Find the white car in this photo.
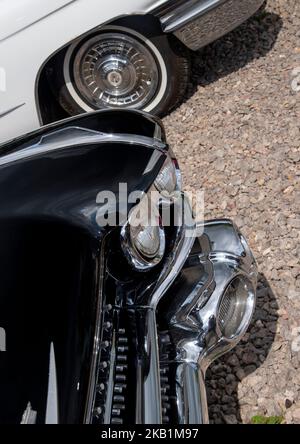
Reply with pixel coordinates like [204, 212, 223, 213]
[0, 0, 264, 143]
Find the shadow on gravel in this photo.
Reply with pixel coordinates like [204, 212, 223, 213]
[206, 273, 279, 424]
[181, 5, 283, 103]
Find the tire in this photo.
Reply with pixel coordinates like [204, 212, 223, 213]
[52, 19, 190, 117]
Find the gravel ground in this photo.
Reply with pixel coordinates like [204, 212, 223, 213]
[163, 0, 300, 424]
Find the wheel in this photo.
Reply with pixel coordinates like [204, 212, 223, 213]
[52, 22, 190, 117]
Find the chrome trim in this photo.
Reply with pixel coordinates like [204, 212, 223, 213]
[0, 126, 166, 167]
[146, 193, 196, 309]
[143, 150, 163, 175]
[20, 403, 37, 425]
[135, 308, 163, 424]
[153, 122, 163, 142]
[133, 193, 196, 423]
[160, 0, 228, 32]
[45, 343, 59, 424]
[160, 219, 257, 423]
[152, 0, 265, 50]
[175, 362, 208, 424]
[0, 327, 5, 352]
[84, 237, 106, 423]
[0, 103, 25, 119]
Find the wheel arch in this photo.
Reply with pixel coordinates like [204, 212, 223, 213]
[36, 14, 163, 125]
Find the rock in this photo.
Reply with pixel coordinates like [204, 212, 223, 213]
[227, 354, 240, 367]
[242, 351, 258, 365]
[285, 399, 293, 409]
[225, 384, 236, 396]
[255, 320, 264, 328]
[236, 368, 246, 381]
[226, 374, 236, 384]
[223, 414, 238, 424]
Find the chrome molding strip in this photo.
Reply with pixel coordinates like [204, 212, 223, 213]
[164, 0, 227, 32]
[20, 403, 37, 425]
[151, 0, 187, 17]
[153, 0, 227, 32]
[134, 194, 196, 424]
[45, 343, 59, 424]
[84, 239, 106, 423]
[149, 195, 196, 309]
[0, 127, 166, 167]
[0, 103, 25, 119]
[142, 150, 163, 175]
[152, 0, 264, 50]
[135, 308, 163, 424]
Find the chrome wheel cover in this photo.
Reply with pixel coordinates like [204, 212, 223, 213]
[72, 32, 160, 110]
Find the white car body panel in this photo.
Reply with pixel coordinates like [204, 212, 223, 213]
[0, 0, 76, 41]
[0, 0, 167, 144]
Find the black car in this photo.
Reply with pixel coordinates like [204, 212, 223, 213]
[0, 110, 257, 424]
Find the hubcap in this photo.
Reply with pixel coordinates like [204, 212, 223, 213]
[106, 71, 123, 88]
[73, 32, 160, 109]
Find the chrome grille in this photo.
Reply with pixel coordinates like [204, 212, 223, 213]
[218, 285, 237, 336]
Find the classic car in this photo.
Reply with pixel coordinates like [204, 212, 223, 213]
[0, 110, 257, 424]
[0, 0, 265, 144]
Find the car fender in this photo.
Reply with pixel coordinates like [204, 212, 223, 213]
[0, 0, 78, 41]
[0, 0, 167, 144]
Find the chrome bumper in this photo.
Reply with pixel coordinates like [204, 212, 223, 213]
[90, 195, 258, 424]
[148, 218, 258, 424]
[153, 0, 265, 50]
